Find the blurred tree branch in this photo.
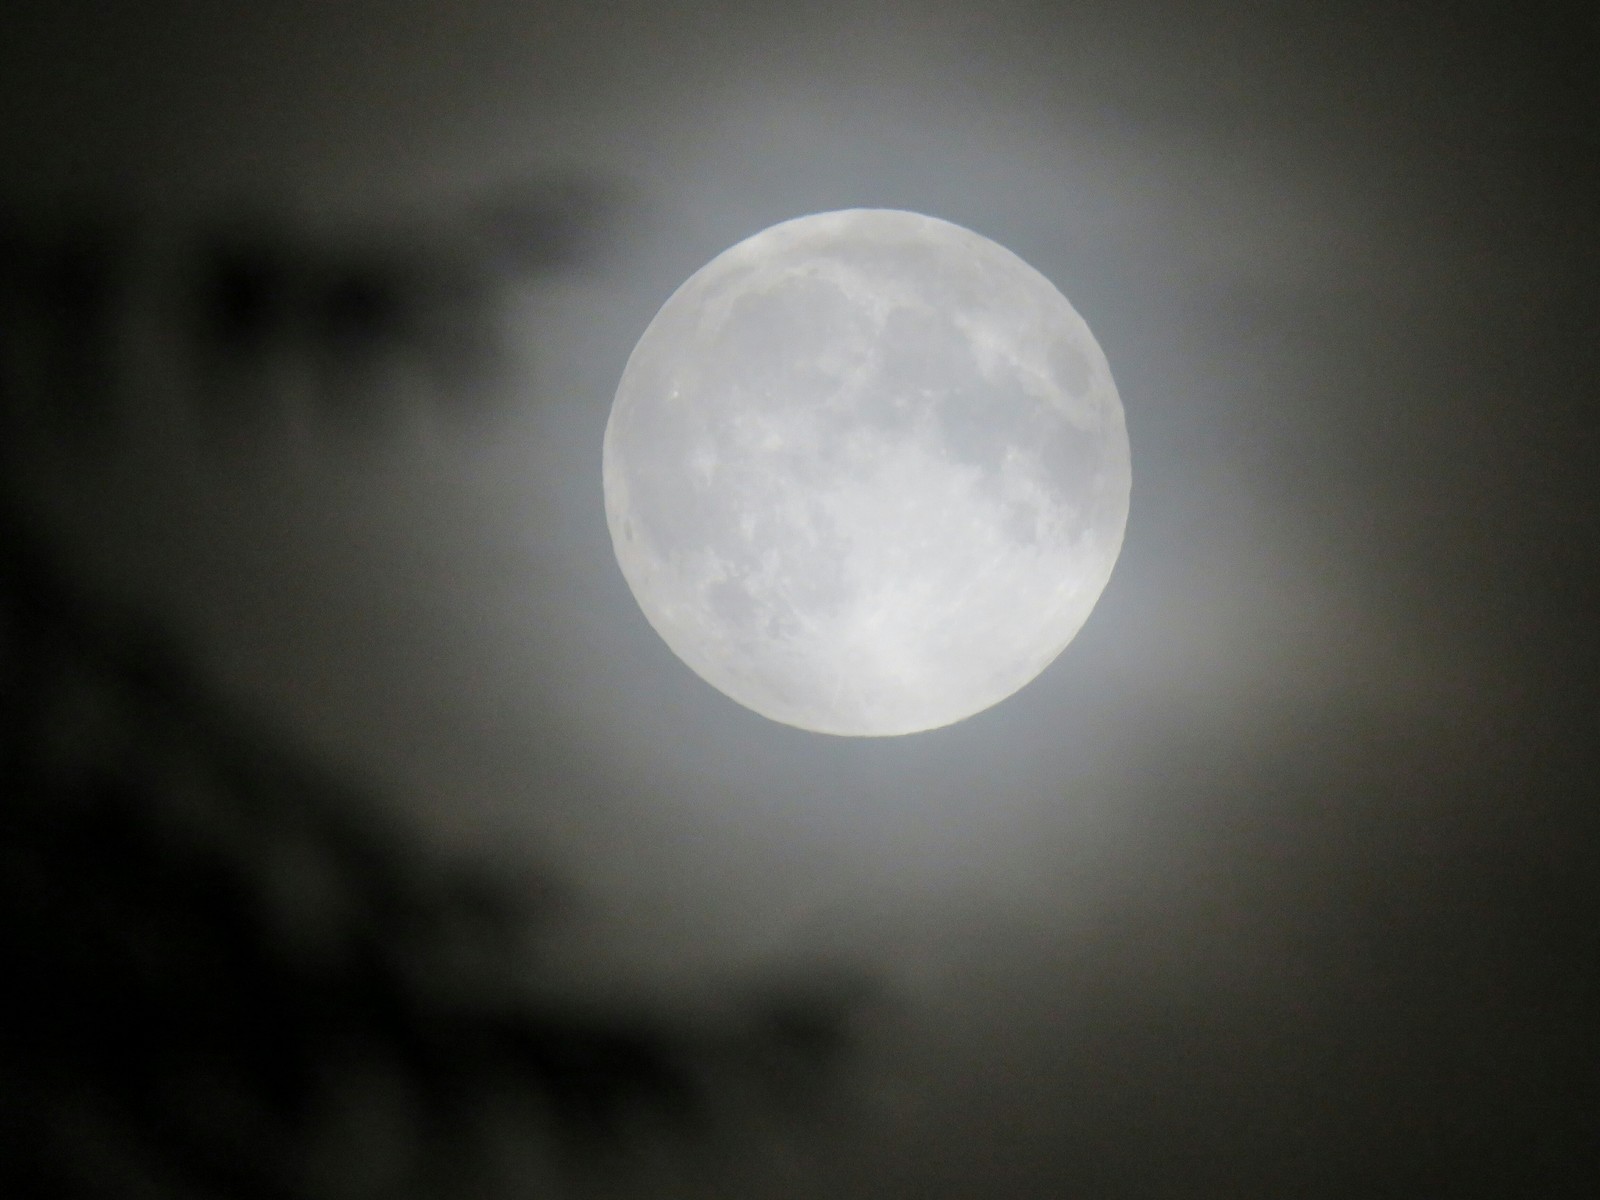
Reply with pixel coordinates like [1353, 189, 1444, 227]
[0, 186, 871, 1199]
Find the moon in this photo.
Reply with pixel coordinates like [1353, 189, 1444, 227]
[603, 209, 1130, 737]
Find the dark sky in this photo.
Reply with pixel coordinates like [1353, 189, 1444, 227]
[5, 1, 1598, 1195]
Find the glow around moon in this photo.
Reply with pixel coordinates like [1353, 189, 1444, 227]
[603, 209, 1130, 736]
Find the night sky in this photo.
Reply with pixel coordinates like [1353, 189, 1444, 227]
[4, 2, 1597, 1195]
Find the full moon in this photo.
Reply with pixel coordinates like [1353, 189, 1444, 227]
[603, 209, 1130, 737]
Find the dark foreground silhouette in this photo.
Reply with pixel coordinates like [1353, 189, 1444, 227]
[0, 196, 872, 1199]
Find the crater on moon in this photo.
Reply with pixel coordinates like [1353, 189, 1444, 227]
[603, 209, 1130, 736]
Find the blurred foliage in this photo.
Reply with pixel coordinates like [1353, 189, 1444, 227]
[0, 188, 870, 1198]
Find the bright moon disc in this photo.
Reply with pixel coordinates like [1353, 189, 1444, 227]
[603, 209, 1130, 736]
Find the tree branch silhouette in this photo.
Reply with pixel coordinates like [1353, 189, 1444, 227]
[1, 190, 872, 1199]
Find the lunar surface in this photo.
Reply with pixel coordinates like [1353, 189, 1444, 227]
[603, 209, 1130, 736]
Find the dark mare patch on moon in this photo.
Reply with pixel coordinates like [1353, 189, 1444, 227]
[701, 272, 873, 410]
